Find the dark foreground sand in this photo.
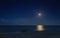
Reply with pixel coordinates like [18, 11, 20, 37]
[1, 31, 60, 38]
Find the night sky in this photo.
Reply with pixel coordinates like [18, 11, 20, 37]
[0, 0, 60, 25]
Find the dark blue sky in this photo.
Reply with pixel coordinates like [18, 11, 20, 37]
[0, 0, 60, 25]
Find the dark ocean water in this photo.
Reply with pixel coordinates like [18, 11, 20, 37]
[0, 25, 60, 38]
[0, 25, 60, 32]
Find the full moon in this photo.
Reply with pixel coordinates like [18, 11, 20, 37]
[38, 13, 42, 16]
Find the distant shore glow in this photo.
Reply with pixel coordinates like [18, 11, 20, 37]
[37, 25, 44, 31]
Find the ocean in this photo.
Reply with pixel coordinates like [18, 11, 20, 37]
[0, 25, 60, 38]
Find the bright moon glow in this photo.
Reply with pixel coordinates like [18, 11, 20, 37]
[37, 25, 44, 31]
[38, 13, 42, 16]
